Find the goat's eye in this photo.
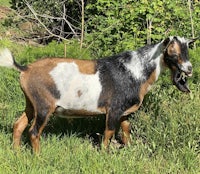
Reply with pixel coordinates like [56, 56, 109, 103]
[173, 54, 179, 60]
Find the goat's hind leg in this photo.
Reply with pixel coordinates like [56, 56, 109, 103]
[29, 103, 55, 154]
[13, 112, 30, 149]
[13, 98, 34, 149]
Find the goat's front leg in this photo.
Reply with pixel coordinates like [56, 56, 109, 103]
[120, 116, 131, 145]
[103, 112, 119, 148]
[103, 129, 115, 148]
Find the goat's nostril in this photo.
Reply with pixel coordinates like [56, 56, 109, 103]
[188, 66, 193, 72]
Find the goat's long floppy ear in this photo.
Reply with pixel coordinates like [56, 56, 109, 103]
[187, 37, 199, 45]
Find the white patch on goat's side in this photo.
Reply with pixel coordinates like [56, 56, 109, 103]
[49, 62, 102, 113]
[124, 51, 144, 80]
[125, 43, 164, 81]
[148, 42, 164, 81]
[154, 55, 163, 81]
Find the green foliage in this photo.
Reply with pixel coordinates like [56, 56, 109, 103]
[8, 0, 200, 57]
[0, 39, 91, 65]
[16, 40, 91, 64]
[189, 47, 200, 84]
[0, 0, 10, 6]
[0, 38, 14, 48]
[85, 0, 200, 57]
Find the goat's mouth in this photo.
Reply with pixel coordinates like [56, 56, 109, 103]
[172, 69, 191, 93]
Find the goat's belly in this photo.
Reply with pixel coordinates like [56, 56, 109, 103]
[55, 84, 101, 111]
[50, 62, 103, 116]
[54, 107, 104, 118]
[54, 92, 104, 117]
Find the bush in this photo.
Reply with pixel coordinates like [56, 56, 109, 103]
[85, 0, 200, 57]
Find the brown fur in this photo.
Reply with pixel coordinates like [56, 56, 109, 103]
[13, 112, 29, 148]
[140, 70, 157, 100]
[103, 129, 115, 148]
[54, 108, 104, 117]
[25, 58, 97, 74]
[120, 116, 131, 145]
[13, 95, 34, 149]
[67, 59, 97, 74]
[167, 42, 183, 64]
[77, 90, 82, 97]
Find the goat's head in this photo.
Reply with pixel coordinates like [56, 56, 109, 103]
[163, 36, 197, 93]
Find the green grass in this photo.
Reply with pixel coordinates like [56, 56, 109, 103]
[0, 42, 200, 174]
[0, 0, 10, 7]
[0, 2, 199, 173]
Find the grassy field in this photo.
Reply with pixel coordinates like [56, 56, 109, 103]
[0, 0, 10, 7]
[0, 1, 199, 172]
[0, 40, 199, 174]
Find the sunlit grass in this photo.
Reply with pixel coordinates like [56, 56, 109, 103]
[0, 0, 10, 7]
[0, 43, 199, 174]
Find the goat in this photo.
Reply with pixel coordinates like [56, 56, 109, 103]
[0, 36, 196, 153]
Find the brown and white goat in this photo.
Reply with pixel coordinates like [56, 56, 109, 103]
[0, 36, 196, 153]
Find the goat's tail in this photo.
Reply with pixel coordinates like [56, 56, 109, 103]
[0, 48, 27, 72]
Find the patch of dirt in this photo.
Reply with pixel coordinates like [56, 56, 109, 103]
[0, 6, 42, 46]
[0, 6, 12, 20]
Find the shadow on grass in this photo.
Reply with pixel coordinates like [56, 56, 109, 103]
[0, 112, 125, 150]
[46, 115, 105, 135]
[45, 115, 126, 149]
[45, 115, 107, 148]
[51, 116, 102, 132]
